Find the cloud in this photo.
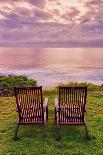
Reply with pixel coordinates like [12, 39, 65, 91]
[0, 21, 103, 45]
[61, 7, 80, 24]
[29, 0, 45, 8]
[80, 3, 103, 24]
[0, 0, 103, 46]
[0, 2, 51, 29]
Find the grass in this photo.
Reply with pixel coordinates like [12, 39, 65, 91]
[0, 90, 103, 155]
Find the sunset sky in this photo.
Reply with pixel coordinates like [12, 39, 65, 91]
[0, 0, 103, 46]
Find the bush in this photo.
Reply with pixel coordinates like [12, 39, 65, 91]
[55, 81, 103, 91]
[0, 75, 37, 96]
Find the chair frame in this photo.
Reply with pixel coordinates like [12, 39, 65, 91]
[55, 86, 89, 140]
[13, 86, 48, 140]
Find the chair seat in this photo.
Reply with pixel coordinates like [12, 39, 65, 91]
[18, 118, 44, 124]
[59, 121, 85, 125]
[20, 108, 43, 118]
[60, 103, 82, 109]
[59, 114, 84, 123]
[59, 104, 83, 120]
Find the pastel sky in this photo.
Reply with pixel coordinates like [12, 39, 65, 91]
[0, 0, 103, 46]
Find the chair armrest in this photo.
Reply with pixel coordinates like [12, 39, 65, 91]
[55, 98, 59, 125]
[43, 98, 48, 124]
[16, 105, 18, 112]
[43, 98, 48, 109]
[16, 100, 21, 112]
[84, 104, 86, 112]
[55, 98, 59, 112]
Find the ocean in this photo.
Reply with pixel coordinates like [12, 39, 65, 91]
[0, 47, 103, 88]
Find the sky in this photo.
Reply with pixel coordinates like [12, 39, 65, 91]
[0, 0, 103, 46]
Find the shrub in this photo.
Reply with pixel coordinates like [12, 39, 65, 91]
[0, 75, 37, 96]
[49, 81, 103, 92]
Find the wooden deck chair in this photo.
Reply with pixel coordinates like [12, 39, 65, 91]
[55, 86, 89, 140]
[13, 86, 48, 140]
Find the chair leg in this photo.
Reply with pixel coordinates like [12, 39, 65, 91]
[84, 124, 90, 140]
[46, 107, 48, 121]
[13, 123, 19, 141]
[56, 125, 61, 141]
[42, 110, 47, 139]
[55, 108, 57, 120]
[42, 123, 47, 139]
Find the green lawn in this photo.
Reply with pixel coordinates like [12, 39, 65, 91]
[0, 91, 103, 155]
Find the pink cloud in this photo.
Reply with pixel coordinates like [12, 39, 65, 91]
[0, 0, 103, 46]
[29, 0, 45, 8]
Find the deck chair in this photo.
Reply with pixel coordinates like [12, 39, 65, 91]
[13, 86, 48, 140]
[55, 86, 89, 140]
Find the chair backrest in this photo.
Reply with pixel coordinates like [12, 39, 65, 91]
[14, 86, 44, 122]
[58, 86, 87, 123]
